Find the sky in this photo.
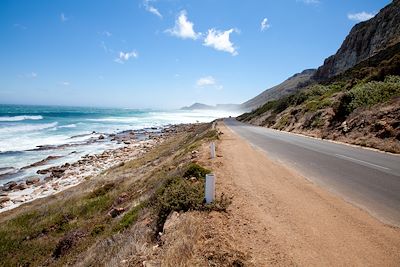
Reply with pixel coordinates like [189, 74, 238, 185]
[0, 0, 392, 109]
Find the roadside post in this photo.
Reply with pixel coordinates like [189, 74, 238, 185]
[206, 139, 216, 203]
[205, 174, 215, 203]
[210, 142, 216, 159]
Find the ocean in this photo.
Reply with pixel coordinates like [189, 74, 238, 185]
[0, 104, 239, 185]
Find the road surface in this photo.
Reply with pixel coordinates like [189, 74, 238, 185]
[224, 118, 400, 226]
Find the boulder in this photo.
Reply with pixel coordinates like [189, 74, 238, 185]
[0, 196, 10, 204]
[15, 183, 28, 190]
[110, 207, 125, 218]
[26, 177, 40, 185]
[3, 181, 17, 191]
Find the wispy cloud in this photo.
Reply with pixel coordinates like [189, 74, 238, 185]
[143, 0, 162, 18]
[203, 28, 238, 56]
[60, 81, 70, 86]
[19, 72, 37, 79]
[165, 10, 200, 40]
[196, 76, 223, 90]
[102, 31, 112, 37]
[13, 23, 27, 30]
[114, 51, 138, 64]
[297, 0, 320, 5]
[260, 18, 270, 31]
[100, 41, 112, 53]
[347, 11, 375, 22]
[60, 13, 68, 22]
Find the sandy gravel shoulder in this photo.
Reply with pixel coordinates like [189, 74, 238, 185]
[199, 121, 400, 266]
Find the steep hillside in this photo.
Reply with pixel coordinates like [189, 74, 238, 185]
[239, 0, 400, 153]
[313, 0, 400, 81]
[241, 69, 315, 111]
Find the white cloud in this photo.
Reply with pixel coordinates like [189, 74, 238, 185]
[102, 31, 112, 37]
[203, 28, 238, 56]
[60, 81, 70, 86]
[297, 0, 320, 4]
[28, 72, 37, 78]
[143, 0, 162, 18]
[347, 11, 375, 22]
[100, 41, 114, 53]
[196, 76, 223, 90]
[114, 51, 138, 64]
[261, 18, 270, 31]
[165, 10, 199, 40]
[60, 13, 68, 22]
[19, 72, 37, 79]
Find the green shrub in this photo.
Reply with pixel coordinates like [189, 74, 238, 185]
[183, 163, 211, 179]
[113, 202, 147, 232]
[88, 182, 115, 198]
[347, 75, 400, 112]
[153, 176, 205, 232]
[91, 224, 106, 236]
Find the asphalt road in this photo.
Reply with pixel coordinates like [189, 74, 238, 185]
[224, 118, 400, 226]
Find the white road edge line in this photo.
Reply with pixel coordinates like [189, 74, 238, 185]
[335, 154, 390, 170]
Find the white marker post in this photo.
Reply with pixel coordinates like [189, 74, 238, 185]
[205, 174, 215, 203]
[210, 142, 216, 159]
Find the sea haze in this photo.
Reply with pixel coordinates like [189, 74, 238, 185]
[0, 104, 240, 184]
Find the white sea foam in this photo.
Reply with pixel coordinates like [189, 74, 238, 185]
[59, 124, 77, 128]
[0, 122, 58, 134]
[87, 117, 139, 123]
[0, 115, 43, 122]
[0, 133, 69, 153]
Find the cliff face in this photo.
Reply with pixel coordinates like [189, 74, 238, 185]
[241, 69, 315, 111]
[313, 0, 400, 81]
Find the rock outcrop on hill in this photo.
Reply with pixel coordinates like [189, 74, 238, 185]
[313, 0, 400, 81]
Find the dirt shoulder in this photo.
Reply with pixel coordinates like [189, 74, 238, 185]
[202, 121, 400, 266]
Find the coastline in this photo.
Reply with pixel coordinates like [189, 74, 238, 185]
[0, 124, 185, 213]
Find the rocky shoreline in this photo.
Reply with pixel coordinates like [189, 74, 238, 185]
[0, 124, 189, 213]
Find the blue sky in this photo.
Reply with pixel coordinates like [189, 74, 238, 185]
[0, 0, 391, 109]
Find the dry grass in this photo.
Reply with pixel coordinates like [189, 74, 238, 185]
[160, 212, 202, 266]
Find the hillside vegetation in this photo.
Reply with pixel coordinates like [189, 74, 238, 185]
[238, 74, 400, 153]
[0, 124, 237, 266]
[239, 0, 400, 154]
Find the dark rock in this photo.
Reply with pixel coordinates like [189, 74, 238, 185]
[98, 135, 105, 140]
[314, 0, 400, 80]
[26, 177, 40, 185]
[15, 183, 27, 190]
[22, 155, 63, 170]
[110, 207, 125, 218]
[3, 181, 17, 191]
[0, 196, 10, 204]
[53, 230, 86, 259]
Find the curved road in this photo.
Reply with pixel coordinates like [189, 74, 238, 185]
[224, 118, 400, 226]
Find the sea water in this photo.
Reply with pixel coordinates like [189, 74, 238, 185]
[0, 104, 239, 185]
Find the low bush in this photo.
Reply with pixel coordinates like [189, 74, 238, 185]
[153, 176, 205, 232]
[113, 202, 148, 232]
[88, 182, 115, 198]
[183, 163, 211, 179]
[347, 75, 400, 112]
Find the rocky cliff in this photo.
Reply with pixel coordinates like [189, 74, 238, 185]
[313, 0, 400, 81]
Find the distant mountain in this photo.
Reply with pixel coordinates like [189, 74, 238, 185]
[241, 69, 315, 111]
[181, 102, 242, 111]
[313, 0, 400, 81]
[181, 103, 214, 110]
